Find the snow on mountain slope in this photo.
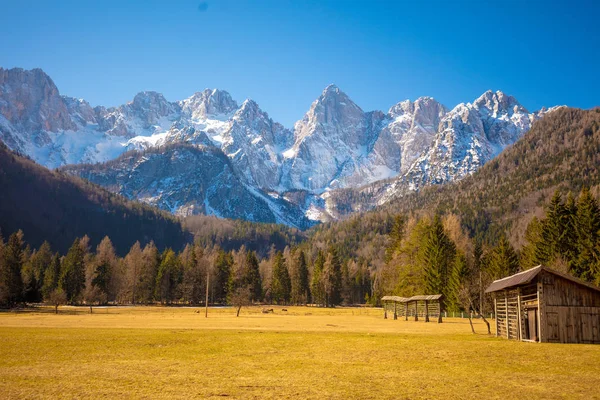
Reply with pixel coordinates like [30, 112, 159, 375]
[0, 67, 560, 226]
[63, 144, 314, 228]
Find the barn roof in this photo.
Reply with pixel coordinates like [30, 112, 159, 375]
[485, 265, 600, 293]
[381, 296, 410, 302]
[381, 294, 442, 302]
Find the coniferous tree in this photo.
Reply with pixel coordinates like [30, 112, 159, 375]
[536, 191, 569, 264]
[311, 250, 326, 306]
[341, 260, 352, 305]
[59, 238, 86, 304]
[155, 249, 181, 304]
[180, 244, 205, 304]
[520, 217, 542, 270]
[420, 216, 456, 301]
[22, 241, 52, 303]
[291, 249, 310, 305]
[214, 249, 233, 304]
[573, 188, 600, 281]
[244, 251, 262, 302]
[448, 252, 469, 312]
[270, 251, 291, 304]
[89, 236, 117, 303]
[42, 253, 61, 300]
[488, 235, 519, 279]
[385, 215, 406, 262]
[0, 231, 25, 306]
[323, 248, 342, 307]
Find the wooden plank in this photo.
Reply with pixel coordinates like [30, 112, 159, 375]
[505, 291, 509, 339]
[537, 282, 543, 342]
[517, 287, 522, 341]
[494, 296, 499, 337]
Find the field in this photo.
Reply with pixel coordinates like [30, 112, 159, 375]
[1, 306, 599, 399]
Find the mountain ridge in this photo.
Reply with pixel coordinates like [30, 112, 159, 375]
[0, 67, 561, 226]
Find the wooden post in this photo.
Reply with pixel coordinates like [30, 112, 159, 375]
[393, 301, 397, 320]
[516, 287, 522, 341]
[414, 301, 418, 321]
[505, 290, 509, 339]
[205, 268, 210, 318]
[384, 301, 388, 319]
[404, 302, 408, 321]
[537, 282, 543, 342]
[425, 300, 430, 322]
[494, 295, 499, 337]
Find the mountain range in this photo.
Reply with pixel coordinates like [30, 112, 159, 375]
[0, 67, 561, 227]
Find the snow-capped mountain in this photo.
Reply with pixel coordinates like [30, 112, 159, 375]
[0, 67, 560, 227]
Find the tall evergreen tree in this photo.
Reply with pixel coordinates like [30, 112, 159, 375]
[536, 191, 570, 264]
[244, 251, 262, 302]
[59, 238, 86, 304]
[488, 235, 519, 279]
[90, 236, 117, 302]
[42, 253, 61, 301]
[291, 249, 310, 305]
[23, 241, 53, 303]
[520, 217, 542, 270]
[341, 260, 352, 305]
[573, 188, 600, 281]
[385, 215, 406, 262]
[180, 244, 205, 304]
[155, 249, 181, 304]
[214, 249, 233, 304]
[420, 216, 456, 301]
[2, 231, 25, 306]
[323, 248, 342, 307]
[270, 252, 291, 304]
[311, 250, 326, 306]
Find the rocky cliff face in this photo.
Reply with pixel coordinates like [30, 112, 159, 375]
[0, 67, 559, 226]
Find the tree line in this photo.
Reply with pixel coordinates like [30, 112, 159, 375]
[0, 232, 371, 310]
[1, 187, 598, 312]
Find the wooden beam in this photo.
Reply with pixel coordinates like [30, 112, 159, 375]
[505, 290, 509, 339]
[494, 295, 499, 337]
[425, 300, 430, 322]
[516, 287, 522, 341]
[405, 302, 408, 321]
[537, 282, 543, 342]
[394, 301, 397, 320]
[414, 301, 418, 321]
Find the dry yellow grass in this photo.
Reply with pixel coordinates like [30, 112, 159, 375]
[0, 306, 599, 399]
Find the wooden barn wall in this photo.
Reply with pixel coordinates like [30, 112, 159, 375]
[540, 271, 600, 344]
[540, 271, 600, 307]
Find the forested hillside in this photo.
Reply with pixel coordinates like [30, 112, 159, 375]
[0, 143, 188, 255]
[384, 107, 600, 243]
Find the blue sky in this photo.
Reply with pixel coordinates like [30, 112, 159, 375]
[1, 0, 598, 127]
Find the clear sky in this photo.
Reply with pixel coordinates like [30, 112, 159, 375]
[1, 0, 598, 127]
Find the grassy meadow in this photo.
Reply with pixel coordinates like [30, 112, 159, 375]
[0, 306, 599, 399]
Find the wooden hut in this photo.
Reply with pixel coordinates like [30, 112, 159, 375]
[382, 294, 443, 322]
[485, 265, 600, 344]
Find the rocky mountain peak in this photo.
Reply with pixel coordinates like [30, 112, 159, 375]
[181, 88, 238, 120]
[473, 90, 527, 115]
[388, 96, 447, 120]
[0, 67, 76, 132]
[130, 91, 176, 118]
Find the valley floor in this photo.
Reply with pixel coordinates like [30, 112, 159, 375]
[0, 306, 598, 399]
